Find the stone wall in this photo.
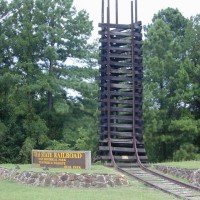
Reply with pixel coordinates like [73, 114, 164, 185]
[154, 165, 200, 187]
[0, 167, 128, 188]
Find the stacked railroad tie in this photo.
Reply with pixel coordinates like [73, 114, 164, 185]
[98, 19, 148, 167]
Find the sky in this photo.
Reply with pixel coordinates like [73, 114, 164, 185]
[73, 0, 200, 39]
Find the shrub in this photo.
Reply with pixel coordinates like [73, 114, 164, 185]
[173, 143, 198, 161]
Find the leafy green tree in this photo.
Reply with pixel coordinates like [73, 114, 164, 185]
[184, 15, 200, 116]
[152, 7, 188, 38]
[173, 143, 198, 161]
[143, 8, 200, 162]
[183, 15, 200, 150]
[0, 0, 98, 163]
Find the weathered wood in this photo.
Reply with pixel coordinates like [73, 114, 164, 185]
[99, 23, 131, 29]
[100, 46, 142, 53]
[100, 131, 132, 137]
[100, 155, 148, 161]
[101, 54, 142, 61]
[100, 114, 142, 121]
[101, 91, 142, 97]
[99, 69, 142, 75]
[109, 54, 131, 59]
[101, 115, 132, 120]
[100, 38, 131, 44]
[100, 138, 133, 143]
[99, 60, 142, 67]
[101, 123, 133, 129]
[110, 69, 132, 74]
[99, 30, 131, 36]
[99, 83, 143, 90]
[98, 21, 142, 28]
[100, 107, 132, 112]
[99, 30, 142, 38]
[100, 99, 133, 104]
[110, 84, 132, 89]
[100, 38, 142, 45]
[99, 146, 146, 153]
[110, 76, 133, 81]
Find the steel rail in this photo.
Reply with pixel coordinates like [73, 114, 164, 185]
[135, 0, 137, 22]
[116, 167, 193, 200]
[106, 0, 116, 168]
[102, 0, 104, 23]
[131, 1, 137, 167]
[116, 165, 200, 199]
[115, 0, 118, 24]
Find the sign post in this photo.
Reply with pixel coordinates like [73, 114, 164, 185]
[32, 150, 91, 170]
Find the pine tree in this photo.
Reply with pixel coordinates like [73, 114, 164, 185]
[0, 0, 97, 163]
[143, 8, 199, 162]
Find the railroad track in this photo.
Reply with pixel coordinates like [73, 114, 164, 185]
[117, 165, 200, 200]
[114, 124, 200, 200]
[98, 1, 200, 199]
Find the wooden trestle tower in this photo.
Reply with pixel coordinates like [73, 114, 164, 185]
[98, 0, 148, 167]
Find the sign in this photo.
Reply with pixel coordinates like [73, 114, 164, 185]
[32, 150, 91, 170]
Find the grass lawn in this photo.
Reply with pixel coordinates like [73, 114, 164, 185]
[0, 163, 118, 175]
[0, 164, 178, 200]
[0, 179, 178, 200]
[155, 160, 200, 169]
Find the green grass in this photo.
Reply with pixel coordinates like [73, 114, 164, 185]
[155, 161, 200, 169]
[0, 179, 178, 200]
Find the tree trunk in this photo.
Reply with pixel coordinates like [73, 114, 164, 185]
[48, 59, 53, 111]
[48, 91, 53, 111]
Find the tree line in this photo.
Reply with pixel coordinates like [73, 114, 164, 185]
[0, 0, 199, 163]
[0, 0, 98, 163]
[143, 8, 200, 162]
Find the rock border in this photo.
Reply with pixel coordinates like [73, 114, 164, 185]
[0, 167, 129, 188]
[154, 165, 200, 187]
